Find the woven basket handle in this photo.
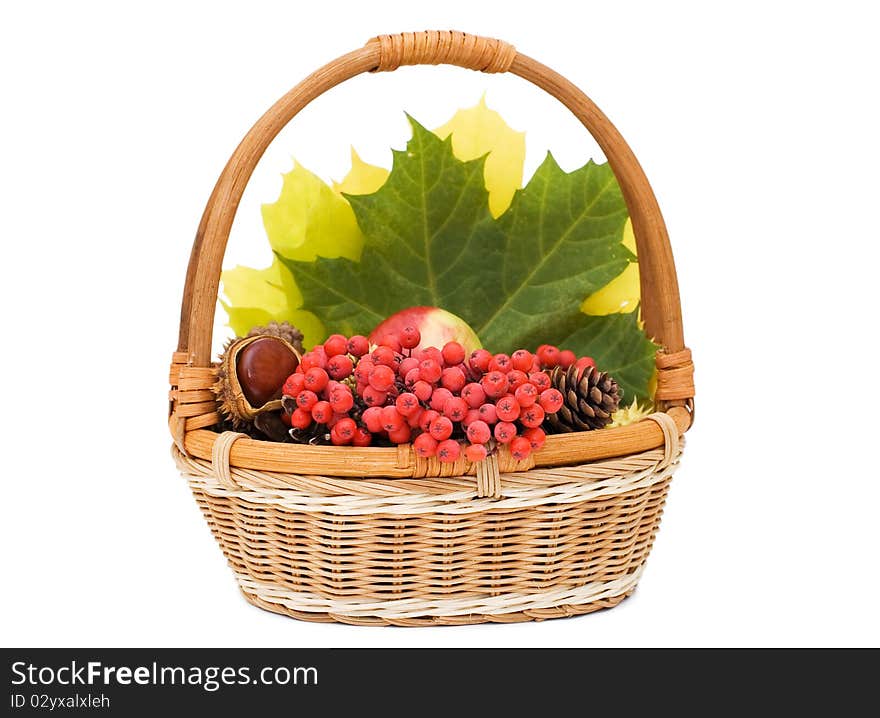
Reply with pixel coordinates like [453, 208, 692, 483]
[178, 30, 686, 369]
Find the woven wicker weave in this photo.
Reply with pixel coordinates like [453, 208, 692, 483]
[168, 30, 695, 625]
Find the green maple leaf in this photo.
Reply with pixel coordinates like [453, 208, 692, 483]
[562, 311, 658, 403]
[477, 153, 634, 349]
[282, 115, 658, 400]
[280, 117, 505, 335]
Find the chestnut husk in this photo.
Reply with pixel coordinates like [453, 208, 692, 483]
[213, 333, 301, 429]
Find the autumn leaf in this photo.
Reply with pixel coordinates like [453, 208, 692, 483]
[221, 160, 367, 343]
[581, 218, 640, 315]
[220, 257, 322, 341]
[332, 148, 389, 196]
[556, 311, 657, 402]
[434, 95, 525, 217]
[279, 118, 505, 336]
[476, 152, 633, 349]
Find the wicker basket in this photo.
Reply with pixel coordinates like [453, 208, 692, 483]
[169, 31, 695, 626]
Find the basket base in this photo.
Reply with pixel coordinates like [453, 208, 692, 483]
[235, 569, 641, 627]
[240, 587, 633, 626]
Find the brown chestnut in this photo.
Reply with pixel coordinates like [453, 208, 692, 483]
[235, 336, 299, 407]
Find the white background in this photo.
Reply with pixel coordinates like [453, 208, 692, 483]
[1, 1, 878, 647]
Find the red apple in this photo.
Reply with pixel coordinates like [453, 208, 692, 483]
[368, 306, 482, 355]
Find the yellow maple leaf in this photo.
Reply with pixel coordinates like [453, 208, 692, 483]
[581, 218, 640, 315]
[220, 257, 325, 343]
[332, 147, 389, 196]
[221, 161, 366, 346]
[434, 95, 525, 218]
[261, 161, 363, 262]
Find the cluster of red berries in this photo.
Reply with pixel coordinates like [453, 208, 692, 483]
[281, 328, 595, 464]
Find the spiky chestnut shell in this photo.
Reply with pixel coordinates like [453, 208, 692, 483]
[214, 334, 301, 428]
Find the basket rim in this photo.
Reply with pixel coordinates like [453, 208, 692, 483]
[174, 406, 689, 479]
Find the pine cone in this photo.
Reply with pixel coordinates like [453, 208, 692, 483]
[247, 321, 304, 355]
[545, 365, 622, 433]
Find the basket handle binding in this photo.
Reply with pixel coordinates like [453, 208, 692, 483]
[177, 30, 693, 415]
